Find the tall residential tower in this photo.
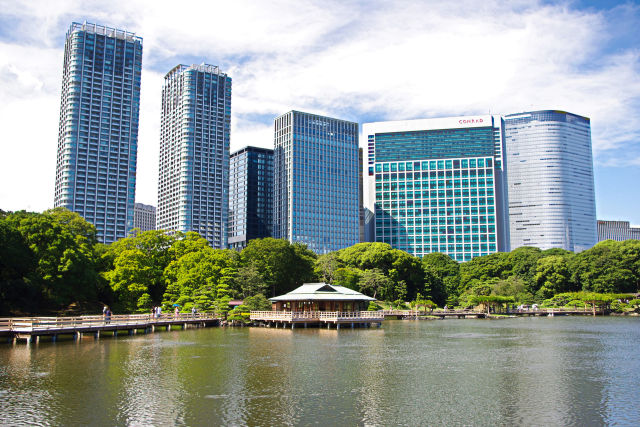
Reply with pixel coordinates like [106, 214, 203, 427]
[228, 146, 274, 250]
[156, 64, 231, 248]
[363, 115, 509, 261]
[504, 110, 596, 252]
[274, 111, 359, 254]
[54, 22, 143, 243]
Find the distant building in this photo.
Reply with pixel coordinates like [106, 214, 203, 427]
[273, 111, 359, 254]
[133, 203, 156, 232]
[228, 146, 274, 250]
[597, 220, 640, 241]
[54, 22, 143, 243]
[156, 64, 231, 248]
[363, 115, 509, 262]
[504, 110, 597, 252]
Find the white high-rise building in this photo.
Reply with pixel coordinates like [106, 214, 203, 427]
[504, 110, 596, 252]
[156, 64, 231, 248]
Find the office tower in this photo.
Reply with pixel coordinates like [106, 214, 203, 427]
[54, 22, 142, 243]
[504, 110, 596, 252]
[228, 146, 274, 250]
[363, 115, 509, 261]
[157, 64, 231, 248]
[133, 202, 156, 231]
[274, 111, 359, 254]
[597, 220, 640, 242]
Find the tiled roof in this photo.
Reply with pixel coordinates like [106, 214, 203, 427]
[270, 283, 375, 301]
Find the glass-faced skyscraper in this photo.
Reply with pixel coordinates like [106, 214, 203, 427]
[157, 64, 231, 248]
[54, 22, 142, 243]
[228, 146, 274, 250]
[274, 111, 359, 254]
[504, 110, 596, 252]
[363, 116, 509, 261]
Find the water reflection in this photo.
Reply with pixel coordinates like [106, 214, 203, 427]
[1, 318, 639, 426]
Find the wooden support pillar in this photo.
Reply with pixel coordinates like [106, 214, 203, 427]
[151, 325, 155, 333]
[183, 323, 187, 330]
[291, 323, 294, 329]
[337, 323, 340, 330]
[75, 331, 82, 340]
[52, 334, 57, 342]
[113, 330, 118, 337]
[327, 322, 331, 329]
[304, 323, 307, 328]
[25, 335, 31, 344]
[351, 323, 354, 329]
[129, 329, 134, 336]
[94, 331, 100, 339]
[34, 335, 40, 344]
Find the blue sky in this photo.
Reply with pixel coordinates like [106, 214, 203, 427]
[0, 0, 638, 223]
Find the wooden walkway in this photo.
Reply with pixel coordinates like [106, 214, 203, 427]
[381, 309, 487, 319]
[381, 308, 605, 319]
[249, 311, 384, 329]
[0, 313, 220, 344]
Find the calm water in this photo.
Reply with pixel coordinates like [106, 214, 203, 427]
[1, 317, 639, 426]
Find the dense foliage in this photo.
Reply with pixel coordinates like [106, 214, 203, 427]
[1, 208, 639, 315]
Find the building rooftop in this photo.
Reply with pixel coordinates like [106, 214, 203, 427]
[270, 283, 375, 302]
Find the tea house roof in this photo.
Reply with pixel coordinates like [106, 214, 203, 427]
[270, 283, 375, 302]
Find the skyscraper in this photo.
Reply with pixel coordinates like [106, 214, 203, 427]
[228, 146, 274, 250]
[54, 22, 143, 243]
[133, 202, 156, 232]
[363, 115, 509, 261]
[274, 111, 359, 254]
[156, 64, 231, 248]
[504, 110, 596, 252]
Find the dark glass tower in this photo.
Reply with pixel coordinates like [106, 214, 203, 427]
[228, 146, 274, 250]
[54, 22, 143, 243]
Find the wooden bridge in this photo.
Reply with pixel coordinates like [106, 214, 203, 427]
[0, 313, 220, 344]
[381, 309, 488, 319]
[250, 311, 384, 329]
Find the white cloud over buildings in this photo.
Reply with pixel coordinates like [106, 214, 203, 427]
[0, 0, 638, 211]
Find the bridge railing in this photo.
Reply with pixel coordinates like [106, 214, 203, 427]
[4, 313, 219, 332]
[250, 311, 385, 321]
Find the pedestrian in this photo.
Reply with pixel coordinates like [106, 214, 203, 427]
[103, 305, 108, 316]
[174, 306, 179, 318]
[191, 306, 197, 318]
[105, 307, 111, 324]
[156, 305, 162, 318]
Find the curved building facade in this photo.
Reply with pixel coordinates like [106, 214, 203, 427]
[504, 110, 596, 252]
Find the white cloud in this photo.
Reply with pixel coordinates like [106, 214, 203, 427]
[0, 0, 639, 213]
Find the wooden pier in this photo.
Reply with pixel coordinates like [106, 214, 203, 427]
[0, 313, 220, 344]
[381, 309, 488, 319]
[249, 311, 384, 329]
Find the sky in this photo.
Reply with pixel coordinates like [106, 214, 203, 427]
[0, 0, 639, 223]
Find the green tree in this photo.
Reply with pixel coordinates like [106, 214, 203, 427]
[358, 268, 392, 299]
[162, 248, 239, 312]
[240, 238, 317, 297]
[234, 262, 268, 298]
[534, 255, 573, 299]
[243, 294, 272, 311]
[105, 229, 178, 310]
[570, 240, 637, 294]
[422, 252, 460, 304]
[333, 267, 363, 290]
[2, 209, 99, 313]
[0, 220, 36, 315]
